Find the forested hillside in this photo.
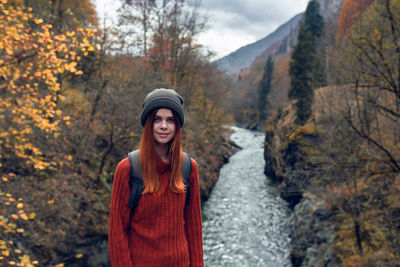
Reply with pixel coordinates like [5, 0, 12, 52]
[0, 0, 234, 265]
[229, 0, 345, 129]
[262, 0, 400, 266]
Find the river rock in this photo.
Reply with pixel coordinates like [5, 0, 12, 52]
[288, 193, 337, 266]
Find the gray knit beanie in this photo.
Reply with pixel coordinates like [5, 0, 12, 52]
[140, 88, 184, 127]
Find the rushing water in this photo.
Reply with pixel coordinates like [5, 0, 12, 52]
[202, 126, 292, 267]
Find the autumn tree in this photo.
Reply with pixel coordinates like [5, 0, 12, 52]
[327, 0, 400, 264]
[0, 0, 95, 265]
[336, 0, 375, 38]
[114, 0, 233, 199]
[20, 0, 98, 33]
[0, 0, 94, 171]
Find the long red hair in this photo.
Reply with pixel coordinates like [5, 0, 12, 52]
[139, 109, 186, 194]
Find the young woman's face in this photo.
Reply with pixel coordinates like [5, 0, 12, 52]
[152, 108, 176, 146]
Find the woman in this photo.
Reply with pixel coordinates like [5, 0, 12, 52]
[108, 88, 204, 267]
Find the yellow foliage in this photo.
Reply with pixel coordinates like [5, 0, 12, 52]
[0, 189, 38, 265]
[33, 18, 42, 24]
[288, 123, 321, 142]
[0, 1, 95, 170]
[299, 146, 321, 156]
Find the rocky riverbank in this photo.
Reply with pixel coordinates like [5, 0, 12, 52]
[263, 103, 339, 267]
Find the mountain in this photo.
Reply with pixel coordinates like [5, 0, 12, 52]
[228, 0, 346, 128]
[214, 0, 345, 76]
[213, 13, 303, 76]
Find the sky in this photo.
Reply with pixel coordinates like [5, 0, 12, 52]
[93, 0, 310, 60]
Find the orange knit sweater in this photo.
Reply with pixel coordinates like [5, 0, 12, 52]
[108, 156, 204, 267]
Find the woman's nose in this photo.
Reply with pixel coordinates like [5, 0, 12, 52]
[160, 120, 167, 128]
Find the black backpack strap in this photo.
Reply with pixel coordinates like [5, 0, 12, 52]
[182, 152, 192, 204]
[128, 150, 143, 211]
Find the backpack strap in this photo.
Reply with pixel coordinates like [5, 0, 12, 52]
[127, 150, 192, 212]
[128, 150, 143, 211]
[182, 152, 192, 204]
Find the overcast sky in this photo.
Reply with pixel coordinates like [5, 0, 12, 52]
[93, 0, 310, 59]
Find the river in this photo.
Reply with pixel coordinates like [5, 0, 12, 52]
[202, 126, 292, 267]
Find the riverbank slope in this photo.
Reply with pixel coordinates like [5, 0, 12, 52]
[263, 99, 337, 266]
[263, 85, 400, 266]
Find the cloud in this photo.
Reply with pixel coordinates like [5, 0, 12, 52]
[194, 0, 309, 58]
[93, 0, 309, 59]
[200, 0, 306, 24]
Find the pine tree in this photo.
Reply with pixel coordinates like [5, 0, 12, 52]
[289, 0, 324, 124]
[258, 56, 274, 127]
[304, 0, 324, 39]
[305, 0, 326, 90]
[289, 25, 314, 100]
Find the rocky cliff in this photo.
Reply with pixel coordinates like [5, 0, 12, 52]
[263, 100, 339, 266]
[317, 0, 345, 23]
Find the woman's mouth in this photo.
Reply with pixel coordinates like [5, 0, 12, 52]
[158, 133, 169, 138]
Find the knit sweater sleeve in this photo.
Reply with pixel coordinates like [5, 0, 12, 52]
[108, 158, 133, 266]
[184, 159, 204, 267]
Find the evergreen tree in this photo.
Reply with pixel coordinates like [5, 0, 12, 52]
[289, 0, 324, 124]
[258, 56, 274, 127]
[289, 25, 314, 100]
[311, 54, 327, 89]
[305, 0, 326, 90]
[304, 0, 324, 39]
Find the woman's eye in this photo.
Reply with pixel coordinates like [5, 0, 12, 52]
[167, 118, 175, 123]
[154, 117, 161, 122]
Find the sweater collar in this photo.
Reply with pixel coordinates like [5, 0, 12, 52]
[156, 155, 171, 174]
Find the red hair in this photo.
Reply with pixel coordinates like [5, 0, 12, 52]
[139, 110, 186, 194]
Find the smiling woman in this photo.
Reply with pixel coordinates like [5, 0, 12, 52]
[108, 88, 204, 267]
